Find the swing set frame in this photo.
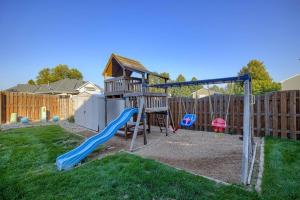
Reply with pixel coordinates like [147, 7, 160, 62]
[148, 74, 253, 185]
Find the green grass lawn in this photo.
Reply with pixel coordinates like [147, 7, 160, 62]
[0, 125, 298, 200]
[262, 137, 300, 200]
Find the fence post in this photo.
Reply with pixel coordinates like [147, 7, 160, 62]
[280, 92, 287, 138]
[272, 93, 278, 137]
[256, 96, 260, 136]
[264, 94, 270, 136]
[290, 91, 297, 139]
[0, 91, 2, 124]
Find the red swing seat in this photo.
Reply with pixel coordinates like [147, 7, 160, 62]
[211, 118, 226, 133]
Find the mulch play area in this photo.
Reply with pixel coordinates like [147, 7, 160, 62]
[85, 126, 261, 184]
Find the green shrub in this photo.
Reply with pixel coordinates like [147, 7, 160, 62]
[67, 115, 75, 123]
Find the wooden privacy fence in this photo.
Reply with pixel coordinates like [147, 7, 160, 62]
[0, 92, 74, 123]
[150, 90, 300, 140]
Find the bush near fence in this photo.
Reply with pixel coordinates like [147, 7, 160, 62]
[0, 91, 74, 123]
[150, 90, 300, 140]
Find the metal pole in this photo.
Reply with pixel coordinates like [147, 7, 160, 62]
[241, 79, 250, 184]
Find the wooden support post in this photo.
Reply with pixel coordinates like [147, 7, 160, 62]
[0, 91, 2, 124]
[165, 96, 169, 136]
[264, 94, 270, 136]
[290, 91, 297, 139]
[164, 78, 167, 94]
[104, 97, 107, 126]
[220, 95, 223, 119]
[272, 93, 278, 137]
[141, 73, 147, 144]
[168, 107, 175, 132]
[204, 97, 208, 131]
[124, 123, 128, 139]
[143, 106, 147, 145]
[174, 97, 178, 126]
[147, 113, 151, 133]
[281, 92, 287, 138]
[236, 97, 241, 134]
[241, 79, 251, 185]
[256, 96, 261, 136]
[213, 95, 217, 118]
[230, 96, 235, 133]
[130, 98, 144, 151]
[225, 95, 229, 134]
[165, 78, 169, 135]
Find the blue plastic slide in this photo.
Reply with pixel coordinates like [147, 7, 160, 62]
[56, 108, 138, 171]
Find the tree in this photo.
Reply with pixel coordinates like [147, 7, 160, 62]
[224, 83, 236, 94]
[189, 77, 202, 94]
[51, 65, 70, 82]
[170, 74, 191, 97]
[210, 85, 225, 93]
[33, 65, 83, 85]
[36, 68, 52, 85]
[237, 60, 281, 94]
[27, 79, 36, 85]
[68, 68, 83, 80]
[148, 72, 170, 93]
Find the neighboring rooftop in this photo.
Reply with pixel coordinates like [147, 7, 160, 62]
[281, 74, 300, 91]
[280, 74, 300, 83]
[6, 84, 40, 93]
[6, 79, 102, 95]
[192, 88, 218, 98]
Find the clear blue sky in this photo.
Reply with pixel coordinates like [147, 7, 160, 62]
[0, 0, 299, 89]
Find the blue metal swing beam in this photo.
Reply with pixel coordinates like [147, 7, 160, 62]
[147, 74, 251, 88]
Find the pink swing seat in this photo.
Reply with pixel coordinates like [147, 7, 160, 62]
[211, 118, 226, 133]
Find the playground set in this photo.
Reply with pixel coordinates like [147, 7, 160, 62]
[56, 54, 254, 185]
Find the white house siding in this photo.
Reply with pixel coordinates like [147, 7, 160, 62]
[78, 82, 102, 94]
[281, 74, 300, 91]
[106, 99, 125, 124]
[73, 93, 105, 131]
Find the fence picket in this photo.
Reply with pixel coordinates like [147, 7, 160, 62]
[147, 91, 300, 140]
[1, 90, 299, 140]
[0, 92, 74, 123]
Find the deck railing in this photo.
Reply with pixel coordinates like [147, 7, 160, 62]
[125, 92, 168, 112]
[104, 77, 145, 95]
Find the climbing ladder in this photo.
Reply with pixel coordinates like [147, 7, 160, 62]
[156, 110, 176, 134]
[156, 115, 166, 133]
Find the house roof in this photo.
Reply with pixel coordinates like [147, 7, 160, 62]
[280, 74, 300, 83]
[102, 54, 150, 77]
[6, 79, 102, 94]
[6, 84, 40, 93]
[35, 79, 86, 94]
